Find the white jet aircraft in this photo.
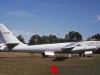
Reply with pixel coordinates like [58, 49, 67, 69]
[0, 23, 100, 57]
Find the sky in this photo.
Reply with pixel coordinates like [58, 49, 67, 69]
[0, 0, 100, 42]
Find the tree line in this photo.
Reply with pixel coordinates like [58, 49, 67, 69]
[17, 31, 100, 45]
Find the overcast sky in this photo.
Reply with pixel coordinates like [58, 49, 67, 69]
[0, 0, 100, 42]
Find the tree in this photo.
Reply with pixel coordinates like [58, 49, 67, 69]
[75, 32, 82, 41]
[48, 34, 58, 43]
[87, 33, 100, 41]
[28, 34, 42, 45]
[17, 35, 25, 43]
[58, 38, 65, 43]
[41, 36, 49, 44]
[65, 31, 82, 42]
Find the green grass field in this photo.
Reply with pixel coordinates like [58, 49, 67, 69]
[0, 54, 100, 75]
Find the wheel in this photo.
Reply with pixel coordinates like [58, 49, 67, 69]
[41, 53, 49, 58]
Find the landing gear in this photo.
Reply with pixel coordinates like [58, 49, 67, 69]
[41, 53, 49, 58]
[83, 53, 85, 57]
[79, 52, 85, 57]
[79, 52, 82, 57]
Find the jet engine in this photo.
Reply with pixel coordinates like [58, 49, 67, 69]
[0, 44, 7, 50]
[85, 51, 93, 54]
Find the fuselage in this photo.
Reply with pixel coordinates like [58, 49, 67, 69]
[12, 42, 71, 53]
[11, 41, 100, 53]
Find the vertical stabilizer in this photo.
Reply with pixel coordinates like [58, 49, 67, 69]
[0, 23, 21, 44]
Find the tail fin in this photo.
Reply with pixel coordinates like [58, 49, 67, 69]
[0, 23, 21, 44]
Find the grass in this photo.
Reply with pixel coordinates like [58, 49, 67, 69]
[0, 54, 100, 75]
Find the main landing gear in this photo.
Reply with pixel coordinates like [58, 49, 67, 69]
[79, 52, 85, 57]
[41, 53, 49, 58]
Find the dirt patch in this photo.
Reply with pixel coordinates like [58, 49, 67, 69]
[0, 52, 32, 57]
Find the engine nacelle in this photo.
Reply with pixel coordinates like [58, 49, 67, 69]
[0, 44, 7, 50]
[85, 51, 93, 54]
